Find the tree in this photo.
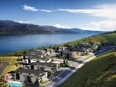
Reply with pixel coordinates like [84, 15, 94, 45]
[0, 76, 6, 87]
[41, 46, 46, 50]
[49, 45, 53, 49]
[53, 45, 57, 50]
[63, 57, 69, 66]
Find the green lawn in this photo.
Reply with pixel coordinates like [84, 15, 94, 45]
[40, 80, 51, 86]
[74, 57, 82, 60]
[23, 80, 51, 87]
[59, 50, 116, 87]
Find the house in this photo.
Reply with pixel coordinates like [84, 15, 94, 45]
[22, 62, 60, 76]
[44, 48, 54, 53]
[26, 49, 55, 57]
[77, 43, 99, 53]
[63, 51, 82, 59]
[31, 62, 59, 74]
[91, 44, 99, 51]
[101, 42, 112, 46]
[22, 56, 37, 63]
[14, 68, 48, 83]
[22, 56, 50, 63]
[67, 45, 74, 51]
[27, 49, 43, 56]
[55, 46, 67, 52]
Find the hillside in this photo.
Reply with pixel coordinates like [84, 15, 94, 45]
[0, 20, 102, 35]
[63, 32, 116, 45]
[59, 50, 116, 87]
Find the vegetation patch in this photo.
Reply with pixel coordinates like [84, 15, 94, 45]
[0, 56, 18, 63]
[22, 80, 50, 87]
[40, 80, 51, 86]
[62, 32, 116, 46]
[74, 57, 82, 60]
[23, 84, 37, 87]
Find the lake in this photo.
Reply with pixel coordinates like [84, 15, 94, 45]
[0, 33, 98, 54]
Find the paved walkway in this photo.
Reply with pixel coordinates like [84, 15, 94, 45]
[0, 62, 9, 77]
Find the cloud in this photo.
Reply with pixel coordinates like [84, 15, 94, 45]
[39, 9, 52, 12]
[23, 5, 52, 12]
[15, 20, 34, 24]
[57, 4, 116, 19]
[23, 5, 38, 11]
[53, 24, 71, 29]
[82, 20, 116, 31]
[57, 4, 116, 31]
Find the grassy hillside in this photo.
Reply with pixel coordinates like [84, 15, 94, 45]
[0, 56, 21, 77]
[63, 32, 116, 45]
[59, 50, 116, 87]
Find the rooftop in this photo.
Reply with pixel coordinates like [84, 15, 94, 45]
[16, 68, 45, 75]
[21, 62, 57, 67]
[31, 62, 57, 67]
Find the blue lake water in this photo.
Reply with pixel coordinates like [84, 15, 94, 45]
[0, 33, 98, 54]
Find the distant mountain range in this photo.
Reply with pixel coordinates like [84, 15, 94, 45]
[0, 20, 103, 35]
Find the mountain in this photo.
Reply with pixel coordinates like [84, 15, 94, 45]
[0, 20, 102, 35]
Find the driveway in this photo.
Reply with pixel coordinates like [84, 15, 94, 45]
[44, 69, 71, 87]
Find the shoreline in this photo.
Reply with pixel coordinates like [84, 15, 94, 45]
[0, 32, 116, 56]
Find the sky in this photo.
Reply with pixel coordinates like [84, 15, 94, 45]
[0, 0, 116, 31]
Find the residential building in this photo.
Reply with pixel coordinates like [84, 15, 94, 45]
[14, 68, 48, 83]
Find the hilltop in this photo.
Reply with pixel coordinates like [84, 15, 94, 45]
[0, 20, 102, 35]
[59, 50, 116, 87]
[63, 31, 116, 45]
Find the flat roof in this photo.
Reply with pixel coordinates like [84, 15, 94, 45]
[16, 68, 45, 75]
[30, 62, 57, 66]
[20, 62, 57, 67]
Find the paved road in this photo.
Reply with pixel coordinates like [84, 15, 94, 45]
[44, 46, 116, 87]
[44, 70, 71, 87]
[44, 57, 90, 87]
[0, 62, 9, 77]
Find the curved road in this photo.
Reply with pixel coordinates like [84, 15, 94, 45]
[0, 62, 9, 77]
[44, 46, 116, 87]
